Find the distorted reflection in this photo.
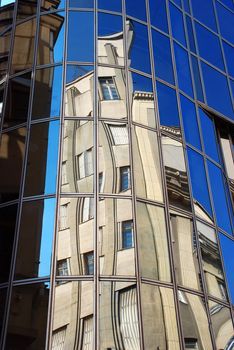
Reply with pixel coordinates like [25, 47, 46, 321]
[0, 127, 26, 203]
[98, 12, 122, 38]
[171, 212, 201, 290]
[141, 284, 179, 349]
[98, 0, 122, 12]
[61, 120, 93, 193]
[0, 29, 12, 80]
[219, 126, 234, 182]
[16, 0, 37, 21]
[197, 221, 228, 301]
[6, 283, 50, 349]
[40, 0, 65, 11]
[52, 281, 93, 349]
[209, 300, 234, 349]
[0, 204, 18, 283]
[65, 65, 94, 117]
[136, 202, 171, 282]
[3, 72, 31, 128]
[14, 198, 56, 280]
[24, 121, 59, 197]
[32, 66, 62, 119]
[100, 282, 140, 350]
[99, 198, 135, 276]
[157, 82, 180, 130]
[0, 81, 4, 121]
[132, 127, 163, 201]
[162, 136, 191, 211]
[219, 233, 234, 304]
[99, 121, 131, 194]
[56, 197, 94, 276]
[37, 12, 65, 66]
[0, 1, 14, 32]
[0, 288, 7, 335]
[179, 292, 213, 350]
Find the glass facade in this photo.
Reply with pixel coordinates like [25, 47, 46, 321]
[0, 0, 233, 349]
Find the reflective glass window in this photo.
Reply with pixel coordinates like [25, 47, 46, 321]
[120, 166, 131, 191]
[157, 82, 180, 128]
[202, 62, 234, 120]
[152, 29, 174, 85]
[98, 12, 122, 37]
[69, 0, 93, 7]
[223, 41, 234, 77]
[125, 0, 146, 21]
[24, 121, 60, 197]
[190, 0, 217, 31]
[207, 160, 232, 234]
[185, 15, 196, 53]
[0, 288, 7, 335]
[98, 0, 121, 12]
[174, 43, 193, 97]
[183, 0, 191, 13]
[37, 12, 65, 66]
[216, 2, 234, 44]
[41, 0, 65, 11]
[191, 55, 204, 102]
[32, 65, 62, 120]
[169, 3, 186, 46]
[187, 148, 213, 219]
[67, 11, 94, 62]
[0, 81, 4, 121]
[128, 21, 151, 74]
[0, 30, 11, 80]
[122, 220, 133, 249]
[219, 233, 234, 304]
[149, 0, 168, 33]
[219, 0, 234, 9]
[219, 127, 234, 181]
[195, 23, 224, 71]
[84, 252, 94, 274]
[180, 95, 201, 150]
[16, 0, 39, 18]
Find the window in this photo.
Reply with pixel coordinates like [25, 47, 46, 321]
[57, 259, 69, 276]
[82, 198, 94, 222]
[122, 220, 134, 249]
[62, 161, 68, 185]
[52, 327, 66, 350]
[110, 125, 129, 145]
[184, 338, 198, 349]
[77, 148, 93, 179]
[60, 204, 68, 230]
[84, 252, 94, 275]
[99, 77, 119, 100]
[82, 316, 93, 350]
[99, 172, 104, 192]
[120, 166, 131, 191]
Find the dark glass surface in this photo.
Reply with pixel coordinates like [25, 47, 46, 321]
[24, 121, 60, 197]
[190, 0, 217, 31]
[174, 43, 193, 97]
[98, 0, 122, 12]
[157, 82, 180, 128]
[67, 11, 94, 62]
[223, 41, 234, 77]
[69, 0, 93, 7]
[98, 12, 122, 37]
[0, 81, 4, 121]
[191, 55, 204, 102]
[0, 288, 7, 334]
[207, 160, 232, 235]
[32, 66, 62, 120]
[216, 2, 234, 44]
[37, 12, 65, 66]
[202, 62, 234, 120]
[152, 29, 174, 85]
[185, 15, 196, 54]
[16, 0, 37, 20]
[149, 0, 168, 33]
[169, 2, 186, 46]
[0, 128, 26, 203]
[128, 21, 151, 74]
[219, 233, 234, 304]
[14, 198, 56, 280]
[183, 0, 191, 13]
[219, 0, 234, 9]
[0, 204, 18, 283]
[180, 95, 201, 150]
[199, 109, 220, 163]
[3, 72, 31, 128]
[187, 147, 213, 219]
[0, 29, 11, 81]
[125, 0, 146, 21]
[195, 23, 224, 70]
[6, 283, 50, 349]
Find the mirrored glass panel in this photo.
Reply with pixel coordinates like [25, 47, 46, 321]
[14, 198, 56, 280]
[16, 0, 37, 21]
[24, 121, 60, 197]
[190, 0, 217, 31]
[0, 81, 4, 122]
[62, 120, 93, 193]
[98, 67, 126, 119]
[136, 202, 171, 282]
[52, 281, 93, 349]
[219, 233, 234, 304]
[41, 0, 65, 11]
[149, 0, 168, 33]
[0, 2, 14, 33]
[125, 0, 146, 21]
[191, 55, 204, 102]
[162, 136, 191, 211]
[171, 212, 200, 290]
[0, 204, 18, 283]
[3, 72, 31, 128]
[0, 29, 11, 80]
[179, 292, 213, 350]
[6, 282, 50, 349]
[185, 15, 196, 53]
[98, 0, 122, 12]
[98, 14, 123, 54]
[197, 221, 228, 301]
[132, 126, 163, 202]
[174, 43, 193, 97]
[0, 127, 26, 203]
[99, 121, 131, 194]
[32, 66, 62, 120]
[141, 284, 179, 349]
[157, 82, 180, 131]
[223, 41, 234, 78]
[100, 282, 140, 349]
[37, 12, 65, 66]
[219, 127, 234, 181]
[0, 288, 7, 335]
[69, 0, 93, 8]
[216, 2, 234, 44]
[65, 65, 94, 117]
[169, 3, 186, 46]
[99, 198, 135, 276]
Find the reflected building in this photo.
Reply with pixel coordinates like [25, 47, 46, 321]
[0, 0, 234, 350]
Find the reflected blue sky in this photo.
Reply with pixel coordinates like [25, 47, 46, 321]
[219, 233, 234, 304]
[45, 120, 60, 194]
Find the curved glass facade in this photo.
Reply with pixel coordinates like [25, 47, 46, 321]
[0, 0, 234, 349]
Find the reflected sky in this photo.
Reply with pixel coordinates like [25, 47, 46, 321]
[219, 233, 234, 304]
[45, 121, 60, 194]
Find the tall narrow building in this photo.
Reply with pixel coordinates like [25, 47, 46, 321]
[0, 0, 234, 349]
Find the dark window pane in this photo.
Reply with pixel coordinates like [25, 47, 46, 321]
[120, 166, 131, 191]
[14, 198, 56, 280]
[186, 15, 196, 53]
[0, 128, 26, 203]
[0, 288, 7, 335]
[180, 95, 201, 150]
[174, 43, 193, 97]
[191, 0, 217, 31]
[24, 121, 60, 197]
[67, 11, 94, 62]
[0, 30, 11, 81]
[98, 0, 122, 12]
[32, 66, 62, 120]
[199, 109, 219, 163]
[84, 252, 94, 274]
[219, 0, 234, 9]
[169, 3, 186, 46]
[187, 148, 213, 219]
[125, 0, 146, 21]
[122, 220, 133, 249]
[157, 82, 180, 128]
[216, 2, 234, 44]
[69, 0, 93, 7]
[219, 233, 234, 304]
[191, 55, 204, 102]
[152, 29, 174, 84]
[149, 0, 168, 33]
[223, 41, 234, 77]
[183, 0, 191, 14]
